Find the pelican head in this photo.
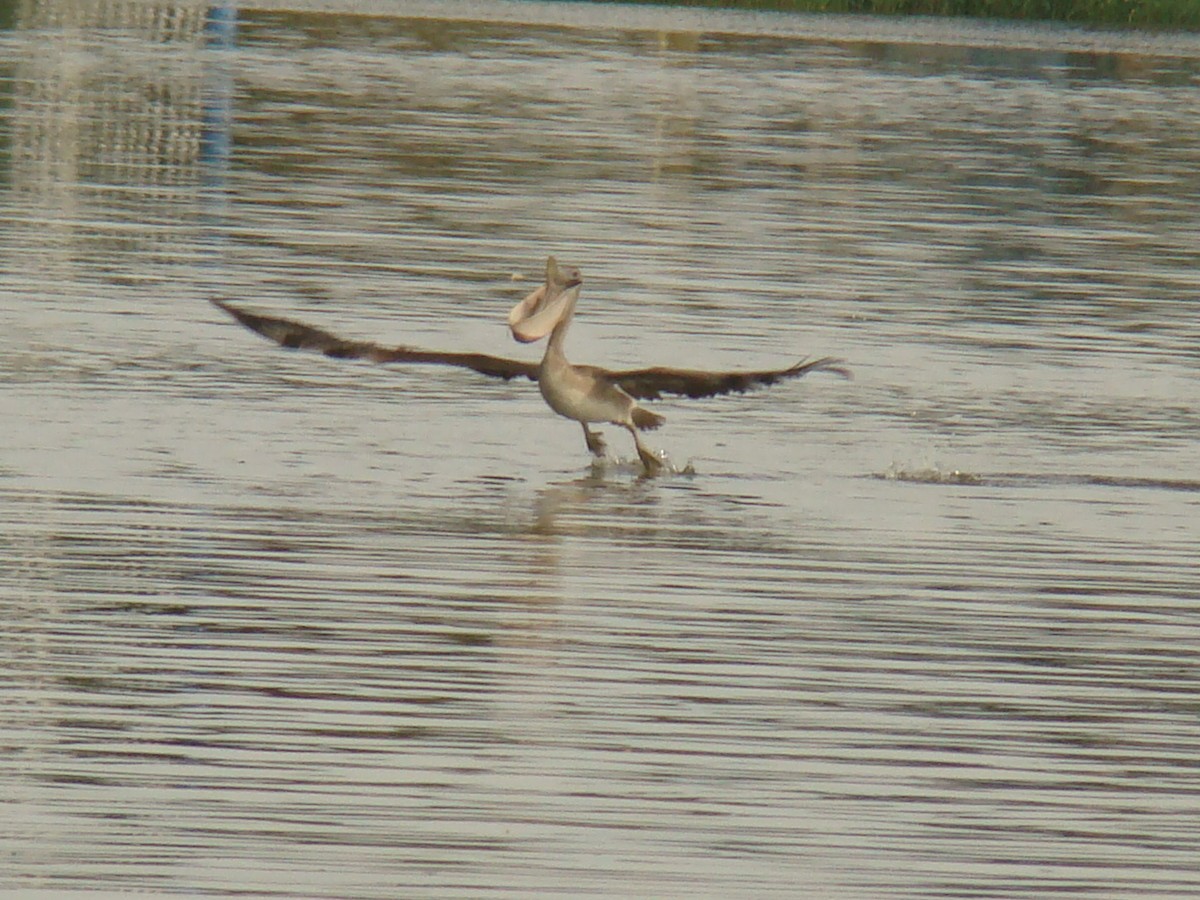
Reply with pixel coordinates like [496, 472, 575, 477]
[508, 256, 583, 343]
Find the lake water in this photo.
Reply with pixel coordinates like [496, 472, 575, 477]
[2, 1, 1199, 897]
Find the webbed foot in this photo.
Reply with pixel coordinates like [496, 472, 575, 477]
[582, 424, 608, 458]
[636, 444, 664, 475]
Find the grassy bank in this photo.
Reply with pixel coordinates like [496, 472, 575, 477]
[602, 0, 1199, 30]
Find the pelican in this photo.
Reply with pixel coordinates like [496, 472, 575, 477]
[212, 257, 849, 473]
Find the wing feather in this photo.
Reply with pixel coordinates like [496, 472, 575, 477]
[605, 357, 851, 401]
[211, 299, 540, 382]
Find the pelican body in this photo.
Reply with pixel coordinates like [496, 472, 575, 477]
[507, 259, 665, 470]
[212, 256, 848, 473]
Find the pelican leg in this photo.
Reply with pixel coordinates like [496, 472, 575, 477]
[625, 425, 663, 474]
[581, 423, 608, 458]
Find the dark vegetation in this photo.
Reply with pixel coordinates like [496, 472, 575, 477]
[605, 0, 1199, 30]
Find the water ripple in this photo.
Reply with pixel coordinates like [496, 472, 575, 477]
[3, 3, 1200, 898]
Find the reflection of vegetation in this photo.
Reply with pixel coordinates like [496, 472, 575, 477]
[603, 0, 1198, 30]
[0, 62, 10, 186]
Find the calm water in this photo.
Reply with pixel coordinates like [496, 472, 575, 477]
[2, 2, 1199, 897]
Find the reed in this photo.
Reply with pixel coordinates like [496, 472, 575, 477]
[605, 0, 1199, 30]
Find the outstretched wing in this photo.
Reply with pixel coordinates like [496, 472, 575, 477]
[211, 299, 540, 382]
[605, 357, 851, 401]
[212, 299, 849, 398]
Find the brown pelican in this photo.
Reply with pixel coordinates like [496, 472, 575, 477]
[212, 257, 848, 473]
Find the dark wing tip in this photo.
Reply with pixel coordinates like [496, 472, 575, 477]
[788, 356, 853, 381]
[211, 297, 372, 355]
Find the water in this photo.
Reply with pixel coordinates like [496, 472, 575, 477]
[2, 2, 1199, 897]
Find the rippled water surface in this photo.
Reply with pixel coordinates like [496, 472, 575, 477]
[3, 2, 1199, 897]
